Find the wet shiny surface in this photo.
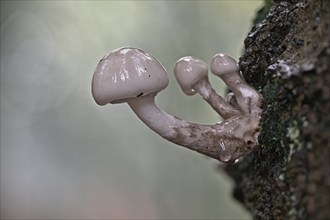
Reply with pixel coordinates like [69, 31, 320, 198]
[210, 53, 239, 76]
[174, 56, 208, 95]
[92, 47, 169, 105]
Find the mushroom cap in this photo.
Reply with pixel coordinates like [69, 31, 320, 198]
[210, 53, 239, 76]
[174, 56, 208, 95]
[92, 47, 169, 105]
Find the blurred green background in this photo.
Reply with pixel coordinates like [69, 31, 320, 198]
[1, 1, 262, 219]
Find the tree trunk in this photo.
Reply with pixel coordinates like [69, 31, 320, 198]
[224, 0, 330, 219]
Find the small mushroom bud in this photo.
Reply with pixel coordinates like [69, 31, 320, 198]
[210, 53, 262, 115]
[226, 92, 240, 110]
[92, 47, 260, 162]
[174, 56, 241, 119]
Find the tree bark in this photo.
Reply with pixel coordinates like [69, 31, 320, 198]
[224, 0, 330, 219]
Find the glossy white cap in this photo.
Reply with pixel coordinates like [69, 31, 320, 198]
[92, 47, 169, 105]
[210, 53, 239, 76]
[174, 56, 208, 95]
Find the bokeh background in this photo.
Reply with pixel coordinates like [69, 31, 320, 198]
[1, 1, 262, 219]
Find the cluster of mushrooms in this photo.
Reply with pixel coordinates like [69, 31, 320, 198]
[92, 47, 263, 163]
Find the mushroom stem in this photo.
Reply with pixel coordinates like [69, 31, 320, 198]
[222, 74, 262, 115]
[192, 78, 241, 119]
[127, 93, 260, 162]
[127, 93, 189, 139]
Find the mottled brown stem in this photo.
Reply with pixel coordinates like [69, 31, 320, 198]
[127, 94, 260, 162]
